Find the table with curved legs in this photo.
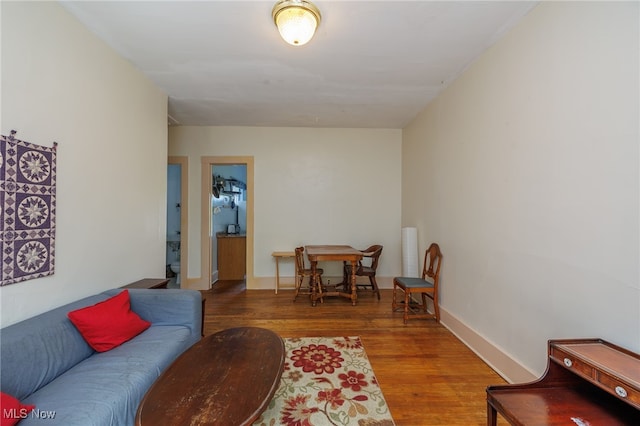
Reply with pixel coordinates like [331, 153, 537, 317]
[305, 245, 363, 306]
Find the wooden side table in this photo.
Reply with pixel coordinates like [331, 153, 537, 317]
[271, 251, 295, 294]
[122, 278, 170, 289]
[486, 338, 640, 425]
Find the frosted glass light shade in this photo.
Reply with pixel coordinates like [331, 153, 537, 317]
[272, 0, 321, 46]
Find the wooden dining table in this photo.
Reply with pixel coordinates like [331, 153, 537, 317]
[305, 245, 363, 306]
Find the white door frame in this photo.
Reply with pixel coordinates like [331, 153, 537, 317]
[200, 156, 254, 288]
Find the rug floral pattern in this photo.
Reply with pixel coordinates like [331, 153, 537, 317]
[253, 336, 395, 426]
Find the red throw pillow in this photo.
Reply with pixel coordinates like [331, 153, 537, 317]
[0, 392, 35, 426]
[68, 289, 150, 352]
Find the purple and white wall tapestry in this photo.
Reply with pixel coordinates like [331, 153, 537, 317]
[1, 130, 57, 286]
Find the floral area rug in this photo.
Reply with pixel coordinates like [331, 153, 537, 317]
[253, 336, 395, 426]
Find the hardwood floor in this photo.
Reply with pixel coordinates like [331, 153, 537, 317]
[202, 280, 508, 426]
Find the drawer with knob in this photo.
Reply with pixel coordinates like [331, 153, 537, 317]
[550, 346, 595, 379]
[550, 339, 640, 411]
[598, 371, 640, 409]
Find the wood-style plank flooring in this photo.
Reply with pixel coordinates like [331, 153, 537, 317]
[202, 281, 509, 426]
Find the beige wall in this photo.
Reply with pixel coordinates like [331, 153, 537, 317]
[0, 2, 168, 326]
[168, 126, 402, 290]
[403, 1, 639, 380]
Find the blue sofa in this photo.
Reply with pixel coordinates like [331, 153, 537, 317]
[1, 288, 202, 426]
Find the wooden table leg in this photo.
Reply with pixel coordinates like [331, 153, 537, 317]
[311, 260, 318, 307]
[201, 297, 206, 336]
[487, 401, 497, 426]
[315, 266, 323, 304]
[349, 260, 357, 306]
[274, 257, 280, 294]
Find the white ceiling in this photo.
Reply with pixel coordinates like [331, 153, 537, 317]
[60, 1, 537, 129]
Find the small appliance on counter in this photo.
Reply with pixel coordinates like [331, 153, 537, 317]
[227, 224, 240, 234]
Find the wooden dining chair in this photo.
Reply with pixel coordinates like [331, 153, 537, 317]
[293, 246, 323, 302]
[392, 243, 443, 323]
[342, 245, 383, 300]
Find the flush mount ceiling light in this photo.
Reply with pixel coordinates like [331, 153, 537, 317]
[272, 0, 321, 46]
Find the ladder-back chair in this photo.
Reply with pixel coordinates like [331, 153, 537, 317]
[293, 246, 323, 302]
[392, 243, 443, 323]
[342, 245, 383, 300]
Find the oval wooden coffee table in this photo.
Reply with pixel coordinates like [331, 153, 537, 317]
[135, 327, 285, 426]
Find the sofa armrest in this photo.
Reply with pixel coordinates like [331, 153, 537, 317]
[102, 288, 202, 339]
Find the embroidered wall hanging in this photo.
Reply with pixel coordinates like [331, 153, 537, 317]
[0, 130, 57, 286]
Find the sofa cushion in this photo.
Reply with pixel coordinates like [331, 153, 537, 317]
[20, 325, 193, 426]
[0, 294, 109, 401]
[104, 288, 202, 339]
[67, 290, 150, 352]
[1, 392, 35, 426]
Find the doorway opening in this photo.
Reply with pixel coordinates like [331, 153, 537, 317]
[200, 156, 254, 289]
[211, 164, 247, 283]
[167, 156, 188, 288]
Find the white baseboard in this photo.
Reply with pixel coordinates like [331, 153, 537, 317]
[182, 277, 209, 290]
[252, 275, 396, 290]
[440, 308, 537, 384]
